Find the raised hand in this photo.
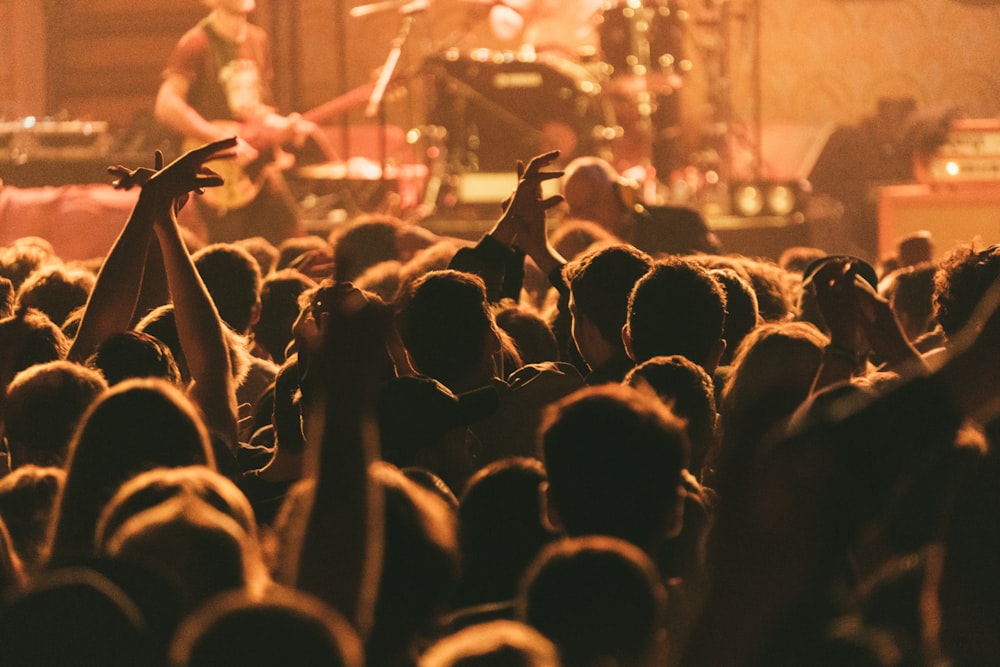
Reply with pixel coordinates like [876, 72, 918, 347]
[506, 151, 565, 275]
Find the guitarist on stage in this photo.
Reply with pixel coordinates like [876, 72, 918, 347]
[155, 0, 308, 245]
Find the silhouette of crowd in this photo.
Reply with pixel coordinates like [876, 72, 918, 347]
[0, 139, 998, 667]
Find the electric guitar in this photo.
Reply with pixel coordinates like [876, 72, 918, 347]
[184, 83, 376, 212]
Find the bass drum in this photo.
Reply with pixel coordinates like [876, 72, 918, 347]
[424, 50, 616, 172]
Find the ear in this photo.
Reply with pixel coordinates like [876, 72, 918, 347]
[622, 323, 636, 362]
[664, 484, 686, 539]
[249, 297, 262, 328]
[541, 481, 564, 533]
[703, 338, 726, 374]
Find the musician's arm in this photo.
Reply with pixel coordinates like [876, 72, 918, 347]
[155, 74, 259, 164]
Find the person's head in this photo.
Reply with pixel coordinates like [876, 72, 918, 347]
[880, 262, 938, 342]
[136, 303, 251, 388]
[541, 384, 689, 552]
[549, 218, 621, 262]
[420, 620, 560, 667]
[355, 259, 404, 304]
[291, 280, 396, 398]
[276, 235, 331, 272]
[4, 360, 107, 469]
[456, 457, 556, 607]
[396, 270, 502, 391]
[518, 535, 668, 667]
[561, 156, 636, 239]
[329, 214, 404, 282]
[15, 264, 94, 328]
[493, 301, 559, 366]
[0, 567, 148, 666]
[86, 330, 183, 387]
[564, 244, 652, 370]
[0, 241, 53, 290]
[95, 465, 258, 554]
[232, 236, 279, 277]
[933, 243, 1000, 342]
[100, 495, 267, 613]
[255, 268, 315, 363]
[376, 375, 497, 493]
[369, 462, 460, 666]
[46, 378, 215, 568]
[778, 246, 828, 276]
[170, 587, 363, 667]
[0, 308, 71, 375]
[0, 465, 64, 574]
[896, 230, 934, 268]
[625, 355, 717, 480]
[625, 258, 728, 373]
[715, 321, 827, 491]
[0, 276, 15, 318]
[708, 267, 760, 365]
[193, 242, 263, 335]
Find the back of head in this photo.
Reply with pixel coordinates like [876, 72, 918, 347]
[0, 567, 148, 666]
[256, 268, 315, 363]
[457, 457, 555, 606]
[0, 465, 64, 574]
[276, 235, 331, 272]
[48, 378, 214, 568]
[103, 496, 263, 613]
[933, 243, 1000, 341]
[15, 264, 94, 328]
[541, 384, 689, 550]
[625, 355, 717, 478]
[549, 218, 621, 262]
[518, 535, 667, 667]
[330, 214, 403, 282]
[5, 360, 107, 468]
[0, 241, 52, 290]
[561, 156, 622, 219]
[420, 620, 560, 667]
[96, 465, 257, 554]
[170, 587, 362, 667]
[564, 244, 652, 348]
[0, 276, 14, 318]
[86, 329, 183, 387]
[493, 301, 559, 366]
[193, 243, 263, 334]
[0, 308, 71, 376]
[881, 262, 937, 342]
[716, 321, 827, 493]
[709, 267, 760, 365]
[370, 463, 459, 663]
[396, 270, 496, 389]
[625, 258, 727, 370]
[233, 236, 279, 276]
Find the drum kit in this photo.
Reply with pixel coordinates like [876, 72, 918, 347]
[301, 0, 692, 216]
[417, 0, 692, 178]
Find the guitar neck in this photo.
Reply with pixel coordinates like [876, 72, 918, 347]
[302, 83, 375, 127]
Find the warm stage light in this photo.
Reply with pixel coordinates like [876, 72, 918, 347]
[732, 181, 809, 217]
[733, 183, 765, 216]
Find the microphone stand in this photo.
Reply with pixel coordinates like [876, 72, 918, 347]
[365, 6, 422, 191]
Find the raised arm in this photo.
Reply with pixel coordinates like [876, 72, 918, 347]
[290, 282, 388, 638]
[139, 141, 242, 451]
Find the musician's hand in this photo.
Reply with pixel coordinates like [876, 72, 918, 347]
[233, 135, 260, 167]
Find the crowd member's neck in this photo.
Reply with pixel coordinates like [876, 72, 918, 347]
[208, 7, 251, 43]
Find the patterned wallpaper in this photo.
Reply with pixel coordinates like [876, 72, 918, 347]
[726, 0, 1000, 125]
